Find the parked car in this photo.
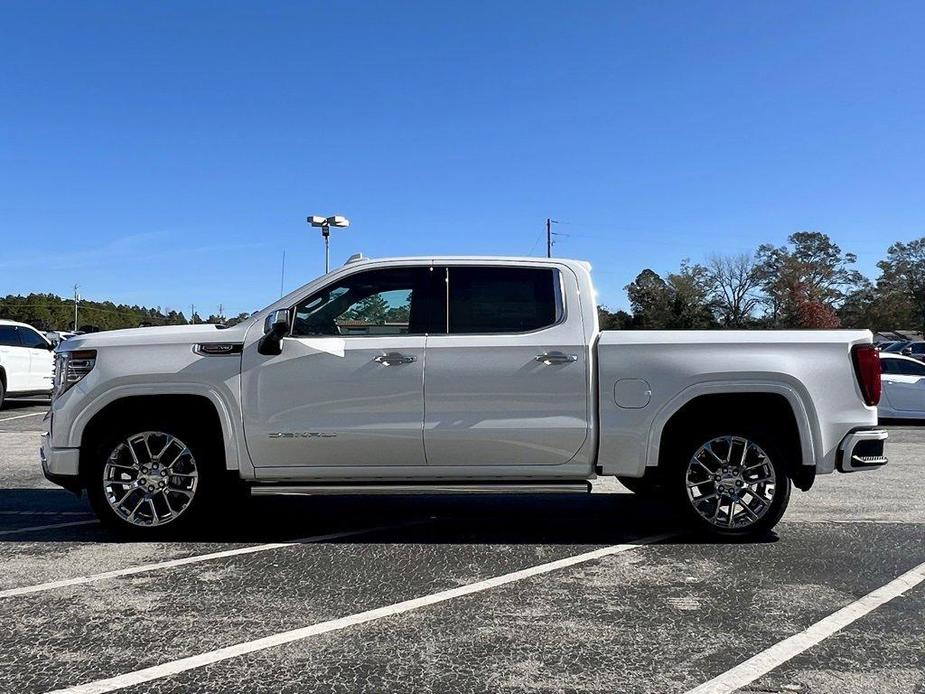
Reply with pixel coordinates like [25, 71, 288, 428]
[45, 330, 82, 347]
[878, 353, 925, 419]
[41, 255, 887, 538]
[0, 319, 55, 408]
[876, 340, 903, 352]
[898, 341, 925, 361]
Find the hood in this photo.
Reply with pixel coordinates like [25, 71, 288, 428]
[59, 323, 251, 350]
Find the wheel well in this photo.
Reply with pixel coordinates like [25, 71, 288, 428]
[0, 367, 6, 390]
[79, 394, 225, 481]
[657, 393, 814, 491]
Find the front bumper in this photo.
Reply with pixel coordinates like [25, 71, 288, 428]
[837, 429, 888, 472]
[40, 426, 82, 492]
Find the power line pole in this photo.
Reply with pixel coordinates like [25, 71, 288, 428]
[73, 284, 80, 331]
[546, 218, 559, 257]
[190, 304, 195, 324]
[218, 304, 223, 321]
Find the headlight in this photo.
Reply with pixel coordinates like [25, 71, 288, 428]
[53, 350, 97, 398]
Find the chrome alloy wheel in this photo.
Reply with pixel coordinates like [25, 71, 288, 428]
[102, 431, 199, 527]
[685, 435, 776, 529]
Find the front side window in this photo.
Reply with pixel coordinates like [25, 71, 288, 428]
[19, 328, 49, 349]
[447, 266, 560, 334]
[292, 267, 442, 337]
[0, 326, 19, 347]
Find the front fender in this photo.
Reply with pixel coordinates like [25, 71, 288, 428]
[67, 382, 249, 476]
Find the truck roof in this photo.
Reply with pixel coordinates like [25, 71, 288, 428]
[342, 255, 593, 272]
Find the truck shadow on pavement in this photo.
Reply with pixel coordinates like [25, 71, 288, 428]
[0, 487, 779, 545]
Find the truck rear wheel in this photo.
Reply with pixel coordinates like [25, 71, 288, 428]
[668, 429, 790, 539]
[85, 420, 218, 536]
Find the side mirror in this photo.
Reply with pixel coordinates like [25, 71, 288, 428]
[901, 347, 913, 356]
[258, 309, 291, 356]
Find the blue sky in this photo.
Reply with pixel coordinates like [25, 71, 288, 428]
[2, 1, 924, 317]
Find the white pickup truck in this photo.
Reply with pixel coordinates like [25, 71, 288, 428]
[41, 255, 887, 538]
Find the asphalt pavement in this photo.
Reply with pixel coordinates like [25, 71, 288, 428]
[0, 398, 922, 694]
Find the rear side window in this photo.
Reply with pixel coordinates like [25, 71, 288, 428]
[897, 359, 925, 376]
[880, 358, 901, 374]
[447, 267, 561, 334]
[0, 326, 19, 347]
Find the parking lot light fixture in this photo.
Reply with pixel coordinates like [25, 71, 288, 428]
[308, 214, 351, 273]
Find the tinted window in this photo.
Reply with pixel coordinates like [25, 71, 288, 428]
[19, 328, 49, 349]
[880, 358, 901, 375]
[912, 343, 925, 354]
[896, 359, 925, 376]
[0, 326, 19, 347]
[293, 267, 443, 337]
[448, 267, 560, 334]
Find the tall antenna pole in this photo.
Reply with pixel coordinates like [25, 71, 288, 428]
[73, 284, 79, 331]
[280, 250, 286, 297]
[190, 304, 195, 324]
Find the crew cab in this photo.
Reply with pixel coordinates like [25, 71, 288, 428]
[0, 319, 54, 408]
[40, 256, 888, 538]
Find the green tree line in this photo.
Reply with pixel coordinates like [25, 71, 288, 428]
[0, 293, 250, 331]
[599, 232, 925, 333]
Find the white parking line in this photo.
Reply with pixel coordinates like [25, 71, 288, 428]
[0, 511, 93, 516]
[0, 521, 424, 599]
[45, 533, 672, 694]
[0, 411, 45, 422]
[685, 559, 925, 694]
[0, 520, 97, 537]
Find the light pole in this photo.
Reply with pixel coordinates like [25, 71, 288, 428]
[307, 215, 351, 273]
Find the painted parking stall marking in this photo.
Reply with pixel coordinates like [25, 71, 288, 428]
[0, 520, 426, 599]
[43, 533, 672, 694]
[0, 411, 46, 423]
[0, 519, 97, 537]
[685, 559, 925, 694]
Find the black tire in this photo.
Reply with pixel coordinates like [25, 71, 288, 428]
[0, 377, 5, 410]
[666, 427, 791, 540]
[616, 475, 663, 497]
[84, 416, 222, 537]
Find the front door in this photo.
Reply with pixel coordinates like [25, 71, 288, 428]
[881, 357, 925, 414]
[423, 265, 590, 466]
[242, 265, 443, 469]
[0, 325, 31, 392]
[17, 326, 54, 392]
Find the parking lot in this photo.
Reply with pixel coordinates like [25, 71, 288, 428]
[1, 397, 923, 694]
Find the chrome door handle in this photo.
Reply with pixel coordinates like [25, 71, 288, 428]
[535, 351, 578, 365]
[374, 352, 416, 366]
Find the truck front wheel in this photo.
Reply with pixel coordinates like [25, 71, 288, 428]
[668, 430, 791, 539]
[85, 422, 217, 536]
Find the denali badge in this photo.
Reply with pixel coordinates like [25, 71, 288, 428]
[268, 432, 336, 439]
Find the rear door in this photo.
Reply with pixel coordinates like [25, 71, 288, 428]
[423, 264, 590, 466]
[0, 326, 30, 392]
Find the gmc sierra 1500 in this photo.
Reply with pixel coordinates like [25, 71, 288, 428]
[41, 255, 887, 538]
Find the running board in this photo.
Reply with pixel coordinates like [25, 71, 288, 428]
[250, 481, 592, 496]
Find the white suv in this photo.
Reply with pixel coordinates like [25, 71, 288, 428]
[0, 319, 55, 408]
